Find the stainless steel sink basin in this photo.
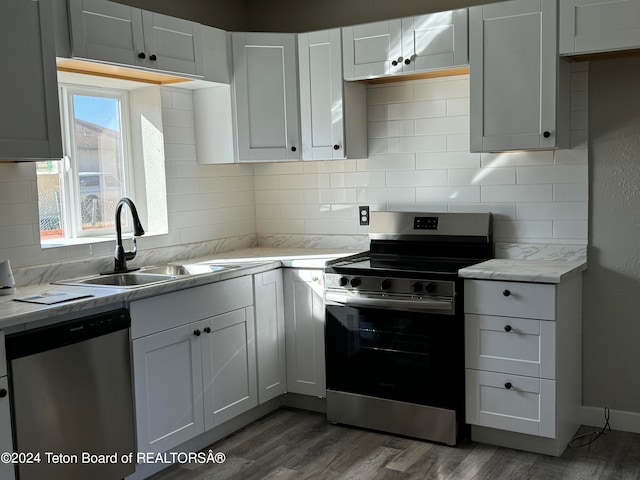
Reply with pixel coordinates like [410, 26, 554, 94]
[141, 263, 245, 276]
[56, 272, 177, 288]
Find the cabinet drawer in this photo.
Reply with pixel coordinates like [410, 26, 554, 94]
[466, 369, 556, 438]
[464, 280, 556, 320]
[465, 314, 555, 379]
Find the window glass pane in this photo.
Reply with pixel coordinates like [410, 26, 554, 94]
[37, 161, 65, 239]
[72, 94, 127, 231]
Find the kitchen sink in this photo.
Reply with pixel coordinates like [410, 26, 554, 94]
[141, 263, 246, 276]
[56, 272, 177, 288]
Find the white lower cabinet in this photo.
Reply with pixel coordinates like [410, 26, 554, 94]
[130, 276, 256, 454]
[464, 275, 582, 455]
[0, 376, 15, 480]
[283, 269, 326, 397]
[254, 270, 287, 404]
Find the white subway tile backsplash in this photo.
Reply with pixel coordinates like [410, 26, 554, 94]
[446, 133, 470, 152]
[367, 137, 389, 155]
[162, 108, 195, 128]
[304, 188, 357, 204]
[517, 164, 588, 184]
[0, 181, 34, 204]
[416, 186, 480, 203]
[367, 104, 385, 121]
[481, 151, 555, 167]
[413, 77, 469, 101]
[554, 183, 588, 202]
[358, 187, 416, 204]
[448, 203, 516, 219]
[358, 154, 416, 171]
[256, 218, 305, 234]
[447, 97, 469, 116]
[392, 135, 447, 153]
[517, 202, 588, 220]
[255, 189, 305, 205]
[386, 170, 447, 187]
[387, 100, 447, 120]
[280, 204, 331, 219]
[553, 220, 588, 239]
[554, 149, 587, 165]
[482, 184, 553, 203]
[305, 219, 357, 235]
[254, 175, 279, 190]
[253, 162, 304, 176]
[278, 173, 330, 190]
[447, 167, 515, 186]
[330, 171, 386, 188]
[415, 116, 468, 135]
[170, 90, 194, 110]
[366, 84, 414, 105]
[494, 220, 553, 240]
[416, 152, 481, 169]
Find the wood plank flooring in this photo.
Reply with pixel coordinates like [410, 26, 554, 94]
[149, 408, 640, 480]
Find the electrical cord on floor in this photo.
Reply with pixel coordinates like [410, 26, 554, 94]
[568, 405, 611, 448]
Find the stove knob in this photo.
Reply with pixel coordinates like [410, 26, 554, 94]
[411, 282, 422, 293]
[425, 282, 437, 293]
[350, 277, 361, 288]
[380, 279, 392, 290]
[339, 276, 349, 287]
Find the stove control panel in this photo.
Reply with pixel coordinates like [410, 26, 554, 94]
[325, 274, 455, 298]
[413, 216, 439, 230]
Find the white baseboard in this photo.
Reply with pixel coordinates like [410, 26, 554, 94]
[581, 406, 640, 434]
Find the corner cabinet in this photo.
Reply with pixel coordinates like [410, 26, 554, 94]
[464, 275, 582, 456]
[559, 0, 640, 56]
[469, 0, 570, 152]
[298, 29, 367, 160]
[342, 10, 468, 81]
[231, 32, 300, 162]
[283, 269, 326, 398]
[0, 0, 62, 161]
[68, 0, 203, 77]
[254, 270, 287, 404]
[130, 276, 256, 454]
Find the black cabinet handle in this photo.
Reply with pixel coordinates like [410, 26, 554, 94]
[333, 144, 340, 150]
[149, 54, 157, 61]
[543, 131, 551, 138]
[404, 58, 411, 65]
[204, 327, 211, 334]
[391, 60, 398, 66]
[291, 146, 297, 152]
[505, 382, 512, 390]
[0, 388, 7, 398]
[138, 52, 146, 59]
[503, 289, 511, 297]
[504, 325, 512, 332]
[194, 329, 201, 337]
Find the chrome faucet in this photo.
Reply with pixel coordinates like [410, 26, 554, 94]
[111, 197, 145, 274]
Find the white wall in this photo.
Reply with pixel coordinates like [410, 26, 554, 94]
[584, 56, 640, 414]
[255, 68, 589, 250]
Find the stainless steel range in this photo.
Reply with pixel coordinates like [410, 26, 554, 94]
[324, 211, 493, 445]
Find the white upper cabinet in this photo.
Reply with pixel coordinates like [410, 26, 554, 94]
[298, 29, 367, 160]
[68, 0, 203, 76]
[342, 9, 468, 81]
[0, 0, 62, 161]
[232, 32, 300, 162]
[559, 0, 640, 55]
[469, 0, 570, 152]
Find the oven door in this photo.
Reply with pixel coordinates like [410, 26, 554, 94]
[325, 302, 464, 410]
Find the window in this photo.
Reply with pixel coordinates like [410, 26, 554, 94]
[37, 84, 134, 242]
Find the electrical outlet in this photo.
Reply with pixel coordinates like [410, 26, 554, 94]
[359, 206, 370, 226]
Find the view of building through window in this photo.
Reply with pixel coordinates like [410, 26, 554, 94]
[38, 87, 130, 240]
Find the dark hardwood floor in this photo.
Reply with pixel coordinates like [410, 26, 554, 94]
[149, 408, 640, 480]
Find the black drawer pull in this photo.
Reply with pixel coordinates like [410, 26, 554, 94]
[504, 382, 512, 390]
[504, 325, 512, 332]
[0, 388, 7, 398]
[194, 329, 201, 337]
[503, 289, 511, 297]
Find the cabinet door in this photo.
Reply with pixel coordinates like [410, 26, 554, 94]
[203, 308, 257, 429]
[132, 323, 205, 453]
[466, 369, 556, 438]
[560, 0, 640, 55]
[68, 0, 145, 68]
[298, 29, 345, 160]
[342, 20, 403, 80]
[0, 377, 15, 480]
[141, 10, 203, 76]
[401, 10, 468, 73]
[254, 270, 286, 404]
[470, 0, 565, 152]
[0, 0, 62, 160]
[284, 269, 326, 397]
[232, 32, 300, 162]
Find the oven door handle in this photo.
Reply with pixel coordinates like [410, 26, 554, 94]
[325, 291, 454, 314]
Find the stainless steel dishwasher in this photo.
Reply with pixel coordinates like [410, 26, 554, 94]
[6, 308, 136, 480]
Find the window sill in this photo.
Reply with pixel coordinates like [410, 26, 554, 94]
[40, 230, 167, 249]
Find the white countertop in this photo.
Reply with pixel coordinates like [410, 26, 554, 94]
[458, 259, 587, 284]
[0, 248, 359, 332]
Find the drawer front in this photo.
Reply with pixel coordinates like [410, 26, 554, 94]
[131, 276, 254, 339]
[466, 369, 556, 438]
[465, 280, 556, 320]
[465, 314, 555, 379]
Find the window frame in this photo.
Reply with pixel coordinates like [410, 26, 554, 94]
[55, 83, 136, 239]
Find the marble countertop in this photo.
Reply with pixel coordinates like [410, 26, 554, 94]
[458, 259, 587, 283]
[0, 248, 359, 332]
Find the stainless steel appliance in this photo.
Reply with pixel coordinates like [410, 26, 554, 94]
[6, 309, 135, 480]
[324, 211, 493, 445]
